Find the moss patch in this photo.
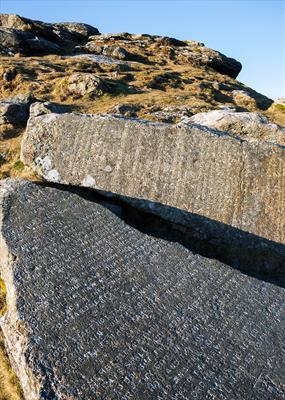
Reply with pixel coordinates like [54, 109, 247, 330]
[13, 160, 24, 172]
[0, 278, 7, 317]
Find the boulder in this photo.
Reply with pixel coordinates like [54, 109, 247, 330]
[110, 103, 142, 117]
[0, 26, 64, 56]
[149, 106, 193, 123]
[2, 67, 17, 81]
[24, 36, 62, 54]
[29, 101, 72, 118]
[53, 21, 100, 44]
[0, 27, 34, 55]
[0, 14, 100, 55]
[67, 73, 111, 97]
[21, 113, 285, 250]
[182, 45, 242, 79]
[189, 109, 285, 145]
[158, 36, 186, 47]
[206, 52, 242, 79]
[0, 14, 100, 43]
[0, 179, 284, 399]
[102, 45, 128, 60]
[0, 14, 34, 31]
[0, 94, 36, 125]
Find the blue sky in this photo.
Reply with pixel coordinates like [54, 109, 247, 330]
[0, 0, 284, 99]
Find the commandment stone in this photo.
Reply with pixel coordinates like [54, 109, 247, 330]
[0, 179, 285, 399]
[21, 113, 285, 245]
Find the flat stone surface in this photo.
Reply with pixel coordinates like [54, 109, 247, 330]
[21, 113, 285, 245]
[0, 180, 285, 399]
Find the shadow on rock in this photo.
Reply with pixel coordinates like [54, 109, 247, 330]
[42, 182, 285, 289]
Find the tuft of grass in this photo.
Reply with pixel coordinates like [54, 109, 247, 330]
[0, 278, 24, 399]
[0, 330, 24, 400]
[274, 103, 285, 112]
[13, 160, 24, 172]
[0, 278, 7, 317]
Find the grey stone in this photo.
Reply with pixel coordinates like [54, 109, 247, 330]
[188, 109, 285, 146]
[52, 21, 100, 43]
[181, 45, 242, 78]
[150, 106, 193, 123]
[29, 102, 72, 118]
[0, 152, 7, 166]
[0, 27, 34, 55]
[157, 36, 186, 47]
[85, 31, 242, 78]
[66, 73, 111, 97]
[21, 113, 285, 249]
[206, 53, 242, 79]
[110, 103, 142, 117]
[1, 179, 285, 399]
[3, 67, 17, 81]
[102, 45, 128, 60]
[24, 36, 62, 54]
[0, 26, 63, 56]
[0, 14, 100, 56]
[0, 14, 100, 44]
[0, 94, 36, 125]
[70, 53, 128, 66]
[84, 42, 103, 54]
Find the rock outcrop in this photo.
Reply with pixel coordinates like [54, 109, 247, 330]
[0, 14, 100, 55]
[0, 179, 284, 399]
[21, 113, 285, 249]
[67, 73, 111, 97]
[0, 13, 241, 78]
[0, 94, 36, 125]
[83, 32, 242, 79]
[0, 13, 285, 399]
[189, 109, 285, 145]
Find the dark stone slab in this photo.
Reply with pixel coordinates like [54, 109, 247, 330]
[0, 180, 284, 399]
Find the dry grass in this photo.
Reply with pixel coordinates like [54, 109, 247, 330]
[0, 54, 282, 120]
[0, 332, 24, 400]
[0, 127, 40, 180]
[265, 103, 285, 126]
[0, 53, 283, 181]
[0, 279, 24, 400]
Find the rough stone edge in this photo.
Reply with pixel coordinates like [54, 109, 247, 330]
[0, 179, 40, 400]
[20, 112, 242, 185]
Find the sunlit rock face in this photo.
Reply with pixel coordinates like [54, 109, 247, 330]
[22, 112, 285, 248]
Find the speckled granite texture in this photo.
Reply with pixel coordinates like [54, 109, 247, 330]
[0, 180, 284, 399]
[21, 113, 285, 246]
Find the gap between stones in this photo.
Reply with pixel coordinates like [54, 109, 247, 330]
[36, 181, 285, 289]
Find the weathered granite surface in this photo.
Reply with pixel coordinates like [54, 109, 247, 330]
[0, 179, 285, 399]
[21, 113, 285, 246]
[189, 109, 285, 146]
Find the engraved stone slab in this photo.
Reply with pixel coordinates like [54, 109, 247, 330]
[21, 113, 285, 246]
[0, 180, 285, 399]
